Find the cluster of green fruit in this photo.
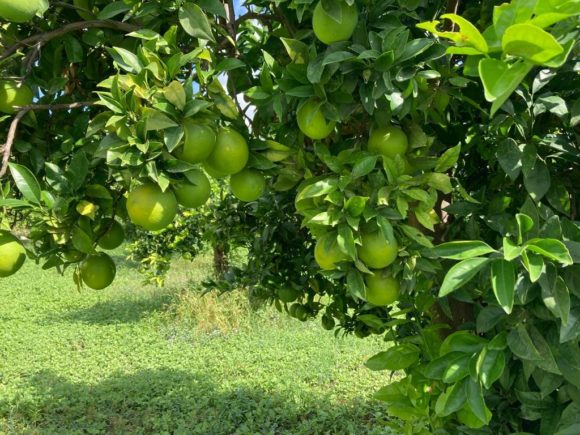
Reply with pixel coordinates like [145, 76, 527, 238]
[0, 0, 45, 23]
[0, 226, 120, 291]
[315, 229, 400, 306]
[126, 124, 266, 234]
[76, 125, 265, 290]
[303, 124, 411, 307]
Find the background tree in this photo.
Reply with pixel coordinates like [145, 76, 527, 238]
[1, 0, 579, 433]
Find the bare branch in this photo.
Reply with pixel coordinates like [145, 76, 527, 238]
[0, 101, 97, 178]
[0, 20, 139, 62]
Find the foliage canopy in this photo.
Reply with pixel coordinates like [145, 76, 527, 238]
[1, 0, 579, 433]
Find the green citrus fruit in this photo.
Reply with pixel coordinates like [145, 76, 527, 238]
[314, 234, 348, 270]
[80, 253, 116, 290]
[296, 99, 335, 140]
[174, 169, 211, 208]
[291, 303, 308, 321]
[312, 1, 358, 45]
[278, 288, 300, 303]
[0, 230, 26, 277]
[321, 314, 335, 330]
[357, 230, 398, 269]
[0, 81, 33, 114]
[229, 169, 266, 202]
[368, 125, 409, 158]
[97, 219, 125, 250]
[205, 128, 249, 175]
[63, 249, 85, 263]
[126, 182, 178, 231]
[365, 269, 400, 306]
[0, 0, 45, 22]
[174, 120, 216, 164]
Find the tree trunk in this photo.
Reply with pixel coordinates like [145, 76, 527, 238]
[213, 244, 228, 278]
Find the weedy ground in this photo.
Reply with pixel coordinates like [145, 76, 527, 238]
[0, 250, 395, 434]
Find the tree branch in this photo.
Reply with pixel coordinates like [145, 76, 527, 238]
[0, 20, 139, 62]
[0, 101, 97, 178]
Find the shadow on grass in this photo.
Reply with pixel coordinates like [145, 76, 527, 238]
[0, 369, 386, 434]
[55, 292, 176, 325]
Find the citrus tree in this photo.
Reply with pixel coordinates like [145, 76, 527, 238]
[1, 0, 579, 433]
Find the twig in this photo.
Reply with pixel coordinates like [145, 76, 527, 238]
[224, 0, 237, 40]
[0, 101, 97, 177]
[0, 20, 139, 62]
[445, 0, 461, 31]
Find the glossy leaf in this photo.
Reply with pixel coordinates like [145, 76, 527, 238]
[439, 257, 490, 297]
[491, 259, 516, 314]
[432, 241, 496, 260]
[8, 163, 41, 204]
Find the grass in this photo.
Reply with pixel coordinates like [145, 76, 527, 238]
[0, 250, 394, 434]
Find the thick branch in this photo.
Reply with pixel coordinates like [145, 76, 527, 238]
[0, 20, 139, 61]
[0, 101, 97, 178]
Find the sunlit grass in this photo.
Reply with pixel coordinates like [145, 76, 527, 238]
[0, 248, 393, 434]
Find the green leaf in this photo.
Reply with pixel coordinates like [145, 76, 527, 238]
[365, 344, 421, 371]
[491, 259, 516, 314]
[556, 342, 580, 388]
[164, 126, 184, 153]
[296, 178, 338, 202]
[442, 354, 471, 383]
[8, 163, 41, 204]
[435, 144, 461, 172]
[179, 3, 216, 42]
[97, 1, 130, 19]
[344, 196, 367, 217]
[497, 138, 523, 180]
[502, 24, 564, 65]
[143, 108, 178, 131]
[467, 379, 492, 424]
[0, 198, 32, 208]
[432, 241, 496, 260]
[478, 58, 533, 116]
[323, 51, 355, 65]
[503, 237, 524, 261]
[280, 38, 309, 64]
[477, 347, 506, 389]
[106, 47, 143, 74]
[164, 81, 186, 110]
[507, 324, 543, 362]
[439, 378, 468, 416]
[516, 213, 535, 243]
[426, 173, 452, 194]
[417, 14, 488, 53]
[439, 258, 490, 297]
[400, 224, 433, 248]
[541, 276, 571, 324]
[526, 238, 573, 265]
[522, 145, 551, 201]
[346, 269, 366, 301]
[352, 155, 378, 178]
[71, 225, 96, 254]
[522, 251, 545, 282]
[197, 0, 227, 18]
[440, 331, 487, 355]
[337, 225, 357, 260]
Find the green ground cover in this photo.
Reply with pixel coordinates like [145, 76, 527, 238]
[0, 252, 393, 434]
